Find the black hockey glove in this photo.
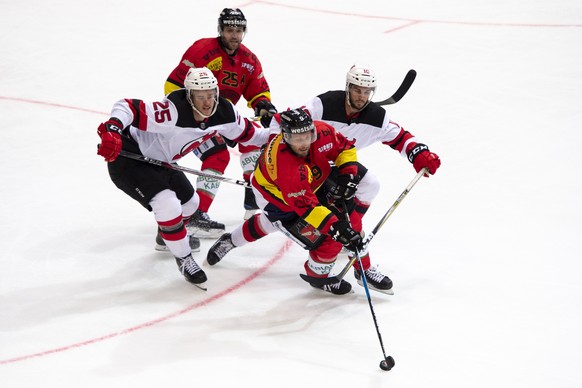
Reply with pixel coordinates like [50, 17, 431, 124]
[331, 173, 359, 201]
[254, 100, 277, 128]
[328, 219, 363, 252]
[223, 136, 238, 148]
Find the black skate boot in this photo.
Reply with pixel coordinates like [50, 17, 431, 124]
[309, 279, 353, 295]
[175, 253, 207, 290]
[205, 233, 235, 266]
[186, 210, 225, 239]
[155, 231, 200, 252]
[354, 265, 393, 295]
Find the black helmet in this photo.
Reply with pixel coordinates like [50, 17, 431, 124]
[280, 109, 317, 145]
[218, 8, 247, 32]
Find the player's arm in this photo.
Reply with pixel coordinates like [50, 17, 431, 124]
[382, 119, 441, 176]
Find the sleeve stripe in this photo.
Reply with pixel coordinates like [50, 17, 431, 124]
[126, 99, 148, 130]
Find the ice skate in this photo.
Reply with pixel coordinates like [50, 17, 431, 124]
[205, 233, 235, 266]
[187, 209, 225, 238]
[354, 265, 393, 295]
[175, 253, 207, 290]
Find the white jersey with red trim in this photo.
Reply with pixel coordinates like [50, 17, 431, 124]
[110, 89, 268, 163]
[300, 90, 417, 157]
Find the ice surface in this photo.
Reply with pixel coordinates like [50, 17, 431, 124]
[1, 1, 581, 387]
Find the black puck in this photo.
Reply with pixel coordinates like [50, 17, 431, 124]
[379, 356, 395, 371]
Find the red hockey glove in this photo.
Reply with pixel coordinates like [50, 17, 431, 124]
[407, 143, 441, 176]
[331, 173, 360, 201]
[254, 100, 277, 128]
[97, 118, 123, 162]
[329, 220, 363, 252]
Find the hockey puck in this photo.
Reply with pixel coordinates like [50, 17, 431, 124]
[379, 356, 395, 371]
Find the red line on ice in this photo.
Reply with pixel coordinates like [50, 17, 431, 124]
[246, 1, 582, 29]
[0, 96, 293, 365]
[0, 240, 291, 365]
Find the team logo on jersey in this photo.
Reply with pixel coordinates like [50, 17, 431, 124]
[206, 57, 222, 71]
[176, 134, 215, 160]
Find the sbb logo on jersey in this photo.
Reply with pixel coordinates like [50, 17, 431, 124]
[318, 143, 332, 153]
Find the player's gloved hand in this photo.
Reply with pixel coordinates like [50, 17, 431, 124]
[97, 118, 123, 162]
[254, 100, 277, 128]
[407, 143, 441, 177]
[329, 219, 363, 252]
[331, 173, 359, 201]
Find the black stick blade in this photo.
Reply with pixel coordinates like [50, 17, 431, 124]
[299, 273, 340, 286]
[379, 356, 395, 371]
[374, 69, 417, 106]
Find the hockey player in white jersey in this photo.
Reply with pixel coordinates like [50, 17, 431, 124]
[206, 65, 440, 294]
[96, 67, 268, 289]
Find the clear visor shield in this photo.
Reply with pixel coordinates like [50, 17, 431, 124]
[191, 89, 218, 102]
[283, 127, 317, 147]
[188, 89, 219, 118]
[347, 84, 375, 105]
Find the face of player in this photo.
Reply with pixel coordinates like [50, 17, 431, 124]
[191, 89, 218, 118]
[348, 85, 374, 111]
[220, 26, 245, 54]
[285, 132, 314, 158]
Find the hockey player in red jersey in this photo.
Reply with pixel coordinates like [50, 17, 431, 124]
[206, 65, 441, 294]
[165, 8, 277, 237]
[96, 67, 268, 289]
[206, 109, 378, 295]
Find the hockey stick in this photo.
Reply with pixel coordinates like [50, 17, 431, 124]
[118, 150, 250, 187]
[353, 240, 395, 371]
[373, 69, 417, 106]
[300, 168, 427, 286]
[334, 202, 396, 371]
[251, 69, 416, 122]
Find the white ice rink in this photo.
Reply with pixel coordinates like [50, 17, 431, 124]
[1, 1, 581, 387]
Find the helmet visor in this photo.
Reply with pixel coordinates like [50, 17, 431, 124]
[283, 128, 317, 147]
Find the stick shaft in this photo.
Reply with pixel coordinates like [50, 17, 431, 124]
[118, 150, 250, 187]
[300, 168, 428, 286]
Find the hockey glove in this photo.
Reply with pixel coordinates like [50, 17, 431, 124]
[254, 100, 277, 128]
[97, 118, 123, 162]
[407, 143, 441, 177]
[331, 173, 359, 201]
[329, 219, 363, 253]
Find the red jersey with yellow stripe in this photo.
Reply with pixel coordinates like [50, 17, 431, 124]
[165, 37, 271, 110]
[252, 120, 357, 233]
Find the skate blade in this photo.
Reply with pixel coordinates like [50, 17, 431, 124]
[192, 282, 207, 291]
[187, 228, 225, 239]
[155, 244, 201, 253]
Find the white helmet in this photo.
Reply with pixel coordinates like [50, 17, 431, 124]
[346, 64, 377, 89]
[185, 67, 219, 92]
[345, 64, 376, 111]
[185, 67, 219, 118]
